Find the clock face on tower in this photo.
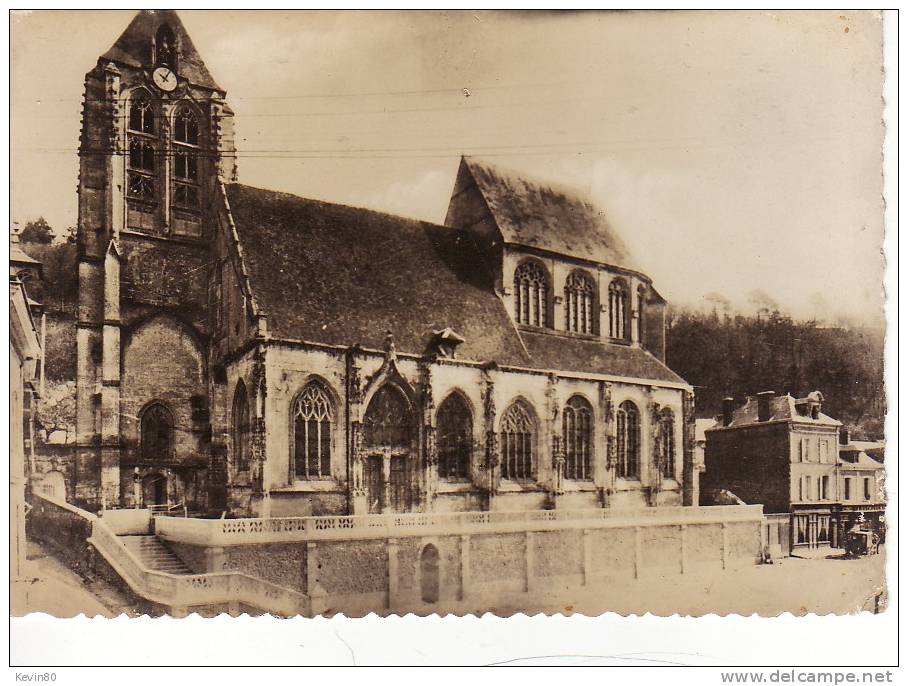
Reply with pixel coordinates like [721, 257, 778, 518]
[152, 66, 177, 92]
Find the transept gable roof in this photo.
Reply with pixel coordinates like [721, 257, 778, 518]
[101, 10, 222, 91]
[224, 183, 686, 386]
[458, 157, 641, 272]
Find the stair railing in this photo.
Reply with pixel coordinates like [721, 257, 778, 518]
[30, 492, 310, 616]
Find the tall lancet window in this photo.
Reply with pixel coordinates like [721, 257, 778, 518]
[659, 409, 676, 478]
[172, 106, 200, 210]
[127, 94, 157, 202]
[232, 381, 251, 473]
[155, 23, 177, 68]
[563, 395, 593, 480]
[436, 393, 472, 480]
[616, 400, 640, 479]
[514, 261, 549, 327]
[140, 403, 173, 462]
[565, 270, 596, 334]
[292, 381, 334, 479]
[608, 279, 629, 340]
[500, 400, 537, 481]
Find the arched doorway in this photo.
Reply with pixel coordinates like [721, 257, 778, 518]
[420, 544, 440, 604]
[363, 384, 413, 513]
[141, 473, 168, 507]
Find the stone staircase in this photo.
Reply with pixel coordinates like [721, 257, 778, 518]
[120, 535, 192, 575]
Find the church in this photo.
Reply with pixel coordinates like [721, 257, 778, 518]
[72, 10, 695, 520]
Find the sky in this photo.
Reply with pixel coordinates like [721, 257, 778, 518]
[10, 10, 886, 325]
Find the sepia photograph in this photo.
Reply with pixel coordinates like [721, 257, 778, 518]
[8, 6, 892, 656]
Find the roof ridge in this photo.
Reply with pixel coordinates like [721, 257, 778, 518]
[226, 181, 457, 232]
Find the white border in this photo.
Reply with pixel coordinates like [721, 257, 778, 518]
[4, 5, 900, 676]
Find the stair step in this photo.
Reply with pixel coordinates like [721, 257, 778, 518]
[118, 534, 192, 575]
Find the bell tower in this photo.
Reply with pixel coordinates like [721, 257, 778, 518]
[75, 10, 236, 509]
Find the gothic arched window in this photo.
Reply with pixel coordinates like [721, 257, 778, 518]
[616, 400, 640, 479]
[514, 261, 549, 327]
[608, 279, 629, 340]
[563, 395, 593, 480]
[127, 95, 156, 202]
[364, 384, 412, 447]
[292, 381, 333, 479]
[659, 409, 676, 478]
[500, 400, 536, 481]
[437, 393, 472, 480]
[232, 381, 251, 473]
[565, 270, 596, 334]
[172, 106, 200, 209]
[140, 403, 173, 462]
[637, 284, 647, 341]
[155, 23, 177, 68]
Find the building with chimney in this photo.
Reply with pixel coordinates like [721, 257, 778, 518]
[835, 433, 886, 544]
[65, 10, 696, 519]
[702, 390, 878, 552]
[10, 234, 43, 579]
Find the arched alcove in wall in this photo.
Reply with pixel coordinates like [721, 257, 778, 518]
[121, 314, 206, 463]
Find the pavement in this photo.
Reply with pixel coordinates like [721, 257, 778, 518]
[493, 548, 888, 617]
[11, 541, 136, 617]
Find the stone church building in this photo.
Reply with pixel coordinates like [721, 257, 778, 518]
[73, 10, 694, 519]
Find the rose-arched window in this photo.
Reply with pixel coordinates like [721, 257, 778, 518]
[232, 381, 251, 473]
[563, 395, 593, 480]
[616, 400, 640, 479]
[293, 381, 334, 479]
[500, 400, 536, 480]
[608, 279, 629, 340]
[364, 384, 412, 447]
[172, 106, 200, 209]
[127, 95, 156, 202]
[437, 393, 472, 480]
[140, 403, 173, 462]
[565, 271, 596, 334]
[514, 261, 549, 327]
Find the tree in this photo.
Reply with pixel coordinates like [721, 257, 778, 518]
[19, 217, 55, 244]
[35, 380, 77, 444]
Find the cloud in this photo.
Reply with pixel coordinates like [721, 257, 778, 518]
[358, 168, 453, 224]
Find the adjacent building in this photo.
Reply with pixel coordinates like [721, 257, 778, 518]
[10, 234, 43, 578]
[703, 390, 886, 552]
[835, 433, 886, 544]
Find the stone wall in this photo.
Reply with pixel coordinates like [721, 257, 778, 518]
[154, 506, 763, 616]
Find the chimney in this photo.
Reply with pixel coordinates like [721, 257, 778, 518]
[756, 390, 775, 422]
[839, 428, 851, 446]
[722, 397, 735, 427]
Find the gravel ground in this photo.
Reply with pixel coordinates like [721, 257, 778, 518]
[485, 549, 888, 617]
[11, 541, 137, 617]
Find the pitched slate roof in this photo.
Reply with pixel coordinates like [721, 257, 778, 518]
[225, 183, 529, 365]
[461, 157, 640, 271]
[102, 10, 222, 91]
[713, 394, 842, 429]
[224, 183, 687, 386]
[518, 331, 685, 384]
[838, 447, 885, 470]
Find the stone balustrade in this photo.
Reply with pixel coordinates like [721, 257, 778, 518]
[155, 504, 764, 547]
[30, 493, 309, 617]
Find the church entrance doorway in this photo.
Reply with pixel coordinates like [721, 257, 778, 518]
[365, 456, 383, 514]
[142, 473, 168, 507]
[389, 456, 411, 512]
[362, 382, 417, 514]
